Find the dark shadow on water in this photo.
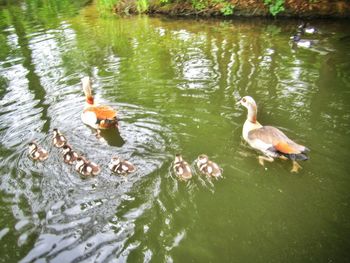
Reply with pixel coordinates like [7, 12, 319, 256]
[99, 128, 125, 147]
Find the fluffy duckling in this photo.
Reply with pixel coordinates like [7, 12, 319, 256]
[173, 154, 192, 181]
[237, 96, 309, 173]
[196, 154, 222, 178]
[52, 128, 67, 148]
[290, 33, 314, 48]
[28, 142, 49, 161]
[75, 156, 101, 176]
[81, 77, 118, 132]
[108, 156, 136, 175]
[62, 144, 78, 165]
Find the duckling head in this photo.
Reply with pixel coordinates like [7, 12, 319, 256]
[62, 144, 72, 154]
[110, 156, 121, 165]
[53, 128, 59, 136]
[174, 154, 183, 164]
[28, 142, 37, 152]
[76, 157, 86, 166]
[197, 154, 209, 165]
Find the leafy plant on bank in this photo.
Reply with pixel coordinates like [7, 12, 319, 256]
[137, 0, 149, 13]
[220, 2, 234, 15]
[191, 0, 207, 11]
[97, 0, 235, 16]
[263, 0, 285, 16]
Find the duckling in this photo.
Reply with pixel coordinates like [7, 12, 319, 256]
[108, 156, 136, 175]
[290, 33, 314, 48]
[173, 154, 192, 181]
[52, 128, 67, 148]
[28, 142, 49, 161]
[196, 154, 222, 178]
[62, 144, 78, 165]
[75, 157, 101, 176]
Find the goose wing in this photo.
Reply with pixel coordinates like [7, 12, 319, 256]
[248, 126, 309, 154]
[84, 105, 117, 120]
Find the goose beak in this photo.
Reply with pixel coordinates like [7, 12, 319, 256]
[236, 99, 242, 106]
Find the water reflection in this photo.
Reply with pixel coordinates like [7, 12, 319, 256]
[0, 1, 350, 262]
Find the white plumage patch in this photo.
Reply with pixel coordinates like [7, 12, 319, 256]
[86, 166, 92, 173]
[81, 111, 98, 129]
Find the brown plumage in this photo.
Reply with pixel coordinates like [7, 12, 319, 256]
[52, 128, 67, 148]
[62, 144, 79, 165]
[173, 154, 192, 181]
[75, 156, 101, 176]
[196, 154, 222, 178]
[81, 77, 118, 130]
[28, 142, 49, 161]
[108, 156, 136, 175]
[247, 126, 309, 160]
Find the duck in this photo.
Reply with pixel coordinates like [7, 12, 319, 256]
[81, 77, 118, 133]
[290, 33, 314, 48]
[75, 156, 101, 176]
[173, 154, 192, 181]
[52, 128, 67, 148]
[237, 96, 309, 173]
[108, 156, 136, 175]
[298, 22, 317, 34]
[62, 144, 78, 165]
[28, 142, 49, 161]
[196, 154, 222, 178]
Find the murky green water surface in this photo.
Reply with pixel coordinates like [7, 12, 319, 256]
[1, 1, 350, 262]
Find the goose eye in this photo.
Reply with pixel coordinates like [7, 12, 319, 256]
[242, 98, 246, 103]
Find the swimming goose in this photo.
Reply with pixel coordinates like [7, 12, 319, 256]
[75, 156, 101, 176]
[196, 154, 222, 178]
[81, 77, 118, 132]
[28, 142, 49, 161]
[108, 156, 136, 175]
[62, 144, 79, 165]
[237, 96, 309, 173]
[173, 154, 192, 181]
[52, 128, 67, 148]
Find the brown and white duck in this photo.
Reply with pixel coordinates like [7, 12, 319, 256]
[196, 154, 222, 178]
[108, 156, 136, 175]
[237, 96, 309, 172]
[81, 77, 118, 134]
[298, 22, 318, 34]
[173, 154, 192, 181]
[52, 128, 67, 148]
[75, 156, 101, 176]
[28, 142, 49, 161]
[62, 144, 78, 165]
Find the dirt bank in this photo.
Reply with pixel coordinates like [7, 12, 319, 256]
[113, 0, 350, 18]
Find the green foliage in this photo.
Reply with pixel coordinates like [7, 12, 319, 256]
[137, 0, 149, 13]
[220, 3, 234, 16]
[263, 0, 285, 16]
[191, 0, 207, 11]
[98, 0, 117, 10]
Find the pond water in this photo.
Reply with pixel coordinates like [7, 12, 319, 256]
[1, 1, 350, 262]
